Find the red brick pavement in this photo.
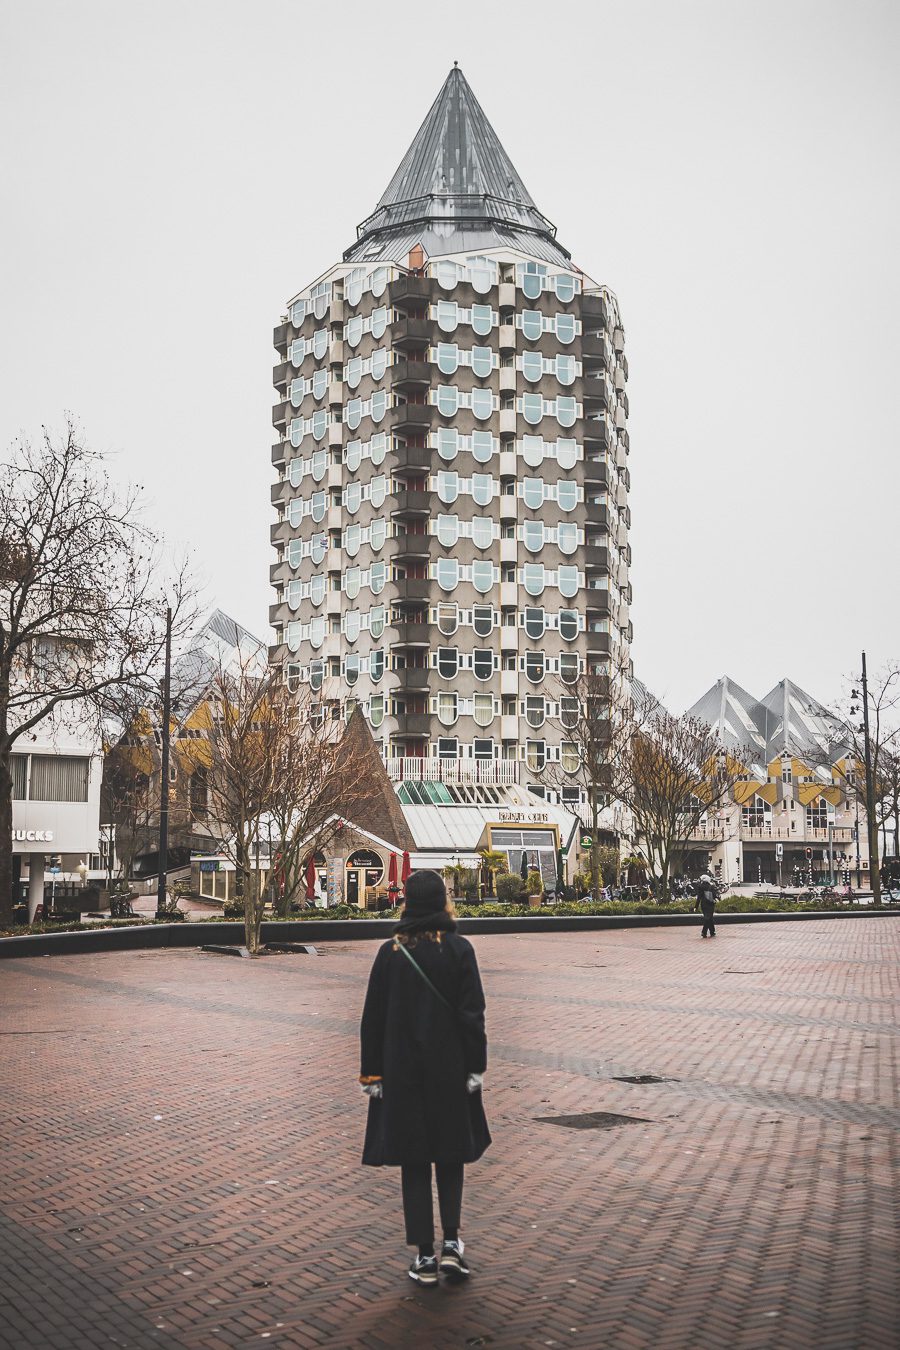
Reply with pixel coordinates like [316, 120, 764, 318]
[0, 918, 898, 1350]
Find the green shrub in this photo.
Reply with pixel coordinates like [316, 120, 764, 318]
[496, 873, 526, 904]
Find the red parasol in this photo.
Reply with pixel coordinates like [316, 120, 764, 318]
[388, 853, 398, 888]
[305, 856, 317, 901]
[401, 850, 412, 884]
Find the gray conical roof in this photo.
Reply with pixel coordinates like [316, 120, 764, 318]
[345, 66, 571, 266]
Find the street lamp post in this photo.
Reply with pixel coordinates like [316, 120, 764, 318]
[852, 651, 882, 908]
[156, 606, 172, 919]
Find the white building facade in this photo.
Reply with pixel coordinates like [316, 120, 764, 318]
[12, 712, 102, 919]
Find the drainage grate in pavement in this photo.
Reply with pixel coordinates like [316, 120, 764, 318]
[612, 1074, 672, 1085]
[534, 1110, 651, 1130]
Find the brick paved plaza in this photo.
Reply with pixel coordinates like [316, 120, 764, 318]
[1, 918, 898, 1350]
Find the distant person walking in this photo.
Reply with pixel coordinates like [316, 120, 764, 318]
[694, 873, 718, 938]
[359, 869, 491, 1286]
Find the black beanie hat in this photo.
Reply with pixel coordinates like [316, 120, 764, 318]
[403, 869, 447, 916]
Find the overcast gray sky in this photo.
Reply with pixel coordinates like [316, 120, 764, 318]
[1, 0, 897, 711]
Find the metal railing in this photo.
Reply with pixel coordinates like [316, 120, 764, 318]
[384, 757, 519, 785]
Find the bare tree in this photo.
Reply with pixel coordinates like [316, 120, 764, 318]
[202, 662, 376, 951]
[622, 714, 748, 898]
[543, 658, 649, 900]
[819, 661, 900, 906]
[879, 745, 900, 866]
[0, 418, 194, 924]
[265, 697, 374, 916]
[547, 664, 747, 900]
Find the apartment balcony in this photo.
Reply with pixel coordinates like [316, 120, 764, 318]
[740, 825, 855, 843]
[388, 274, 433, 308]
[273, 362, 288, 391]
[500, 715, 519, 740]
[583, 462, 610, 490]
[500, 626, 519, 652]
[392, 577, 431, 603]
[385, 756, 520, 785]
[393, 669, 430, 694]
[273, 322, 289, 354]
[613, 326, 625, 352]
[586, 590, 612, 617]
[272, 441, 287, 467]
[584, 543, 611, 572]
[498, 322, 516, 351]
[391, 358, 430, 389]
[582, 331, 611, 362]
[677, 823, 727, 842]
[584, 415, 611, 448]
[329, 337, 343, 364]
[498, 281, 516, 311]
[500, 537, 518, 564]
[392, 317, 432, 349]
[328, 422, 343, 449]
[389, 620, 430, 646]
[387, 534, 430, 562]
[386, 401, 435, 434]
[500, 581, 518, 607]
[500, 669, 518, 696]
[499, 408, 517, 435]
[582, 376, 612, 409]
[391, 489, 432, 517]
[499, 367, 516, 393]
[391, 713, 432, 737]
[272, 401, 288, 429]
[392, 444, 433, 472]
[582, 293, 610, 326]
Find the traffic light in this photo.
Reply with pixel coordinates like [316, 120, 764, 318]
[805, 848, 812, 860]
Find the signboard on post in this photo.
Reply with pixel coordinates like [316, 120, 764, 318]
[775, 843, 783, 860]
[326, 856, 343, 908]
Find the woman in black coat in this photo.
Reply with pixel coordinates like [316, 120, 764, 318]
[359, 869, 490, 1286]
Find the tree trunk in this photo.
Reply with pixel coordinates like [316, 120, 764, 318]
[0, 745, 14, 926]
[590, 790, 601, 898]
[869, 812, 882, 908]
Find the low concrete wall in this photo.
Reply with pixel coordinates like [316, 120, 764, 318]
[0, 908, 897, 958]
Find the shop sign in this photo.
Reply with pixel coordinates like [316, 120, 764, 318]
[580, 833, 593, 850]
[12, 829, 54, 842]
[496, 811, 549, 824]
[199, 860, 220, 872]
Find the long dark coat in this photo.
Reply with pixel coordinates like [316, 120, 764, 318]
[360, 932, 491, 1167]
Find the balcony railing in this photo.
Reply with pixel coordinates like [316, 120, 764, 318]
[739, 825, 854, 843]
[385, 757, 520, 785]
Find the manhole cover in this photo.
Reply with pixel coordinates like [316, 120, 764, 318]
[612, 1075, 672, 1085]
[534, 1111, 650, 1130]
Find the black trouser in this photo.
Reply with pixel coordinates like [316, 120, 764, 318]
[400, 1161, 464, 1246]
[701, 905, 716, 936]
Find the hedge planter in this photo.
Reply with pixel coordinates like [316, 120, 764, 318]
[0, 908, 897, 958]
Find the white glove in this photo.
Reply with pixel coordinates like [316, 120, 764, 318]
[361, 1081, 382, 1098]
[466, 1073, 484, 1094]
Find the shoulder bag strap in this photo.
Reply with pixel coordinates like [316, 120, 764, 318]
[394, 939, 455, 1015]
